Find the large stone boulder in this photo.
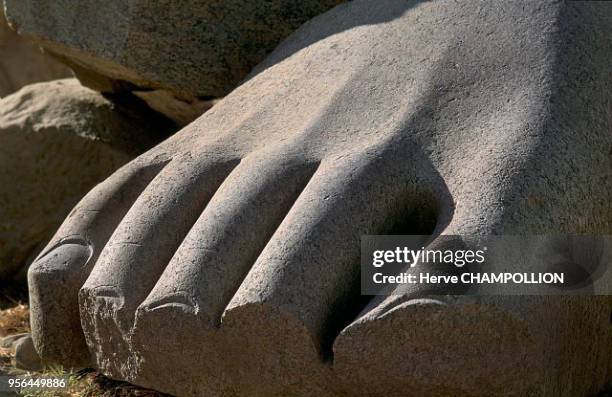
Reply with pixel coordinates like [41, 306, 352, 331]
[3, 0, 344, 124]
[0, 79, 174, 283]
[0, 6, 71, 97]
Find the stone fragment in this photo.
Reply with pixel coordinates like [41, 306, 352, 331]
[14, 334, 42, 371]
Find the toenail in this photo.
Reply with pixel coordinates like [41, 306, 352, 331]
[33, 237, 93, 271]
[142, 292, 198, 314]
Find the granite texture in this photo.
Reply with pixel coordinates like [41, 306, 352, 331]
[24, 1, 612, 396]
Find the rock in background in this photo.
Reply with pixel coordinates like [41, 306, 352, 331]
[0, 6, 71, 97]
[0, 79, 174, 284]
[3, 0, 344, 125]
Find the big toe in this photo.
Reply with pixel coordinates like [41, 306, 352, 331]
[334, 296, 536, 397]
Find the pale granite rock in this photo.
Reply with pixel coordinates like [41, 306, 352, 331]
[0, 79, 173, 284]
